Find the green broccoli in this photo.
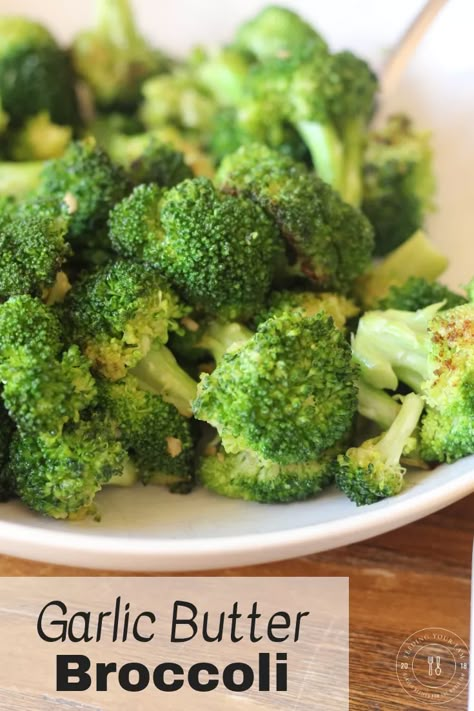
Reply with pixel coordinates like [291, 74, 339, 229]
[362, 115, 436, 255]
[377, 277, 467, 312]
[0, 295, 96, 435]
[194, 47, 251, 107]
[64, 259, 187, 382]
[8, 416, 126, 519]
[334, 392, 425, 505]
[109, 177, 283, 318]
[216, 144, 374, 292]
[0, 160, 43, 198]
[357, 380, 401, 431]
[253, 290, 359, 329]
[170, 317, 253, 367]
[0, 16, 78, 126]
[72, 0, 170, 111]
[0, 208, 70, 298]
[234, 5, 327, 61]
[355, 230, 449, 309]
[352, 302, 474, 462]
[98, 375, 194, 489]
[193, 312, 358, 464]
[198, 440, 334, 503]
[38, 137, 131, 247]
[9, 112, 72, 161]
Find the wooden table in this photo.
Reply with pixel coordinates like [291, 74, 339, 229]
[1, 494, 472, 710]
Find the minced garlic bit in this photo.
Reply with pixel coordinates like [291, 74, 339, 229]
[166, 437, 183, 458]
[63, 191, 78, 214]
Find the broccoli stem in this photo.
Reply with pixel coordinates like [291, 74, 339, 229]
[340, 117, 364, 206]
[296, 120, 343, 189]
[107, 458, 138, 487]
[0, 161, 43, 197]
[356, 230, 449, 308]
[131, 343, 198, 417]
[376, 393, 424, 466]
[199, 321, 253, 363]
[357, 380, 401, 430]
[95, 0, 141, 47]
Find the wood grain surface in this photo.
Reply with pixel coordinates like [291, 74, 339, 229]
[1, 494, 472, 710]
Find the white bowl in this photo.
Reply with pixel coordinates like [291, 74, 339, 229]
[0, 0, 473, 570]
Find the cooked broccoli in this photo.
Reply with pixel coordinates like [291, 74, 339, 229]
[193, 312, 358, 464]
[0, 16, 78, 126]
[199, 440, 334, 503]
[38, 137, 131, 247]
[72, 0, 170, 111]
[98, 375, 194, 489]
[334, 392, 424, 505]
[254, 290, 359, 329]
[64, 259, 187, 382]
[0, 208, 70, 298]
[0, 296, 96, 435]
[0, 401, 14, 501]
[194, 47, 251, 106]
[362, 115, 436, 255]
[377, 277, 467, 312]
[0, 160, 43, 197]
[141, 125, 215, 178]
[8, 416, 126, 519]
[171, 317, 253, 367]
[110, 177, 283, 318]
[9, 112, 72, 161]
[357, 380, 401, 431]
[216, 144, 374, 292]
[100, 132, 193, 187]
[352, 302, 474, 462]
[356, 230, 449, 309]
[234, 5, 327, 61]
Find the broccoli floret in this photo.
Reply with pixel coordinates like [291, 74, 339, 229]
[142, 125, 215, 178]
[216, 144, 374, 292]
[0, 401, 14, 501]
[0, 16, 78, 126]
[0, 295, 96, 435]
[335, 393, 424, 505]
[72, 0, 170, 111]
[195, 47, 251, 106]
[140, 70, 216, 135]
[377, 277, 467, 312]
[0, 160, 43, 198]
[352, 302, 474, 462]
[198, 440, 334, 503]
[64, 259, 187, 382]
[0, 209, 69, 298]
[9, 112, 72, 161]
[355, 230, 449, 309]
[110, 177, 283, 318]
[234, 6, 327, 61]
[362, 115, 436, 255]
[254, 290, 359, 329]
[98, 375, 194, 489]
[171, 317, 253, 367]
[103, 133, 193, 187]
[8, 416, 126, 519]
[193, 312, 358, 464]
[38, 138, 131, 247]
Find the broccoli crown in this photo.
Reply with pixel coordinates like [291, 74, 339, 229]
[193, 312, 358, 464]
[117, 136, 193, 188]
[0, 16, 79, 126]
[65, 259, 187, 381]
[0, 294, 63, 359]
[140, 70, 216, 133]
[234, 6, 327, 61]
[254, 289, 359, 329]
[362, 115, 436, 255]
[154, 176, 283, 318]
[216, 144, 374, 291]
[9, 112, 72, 161]
[9, 416, 126, 519]
[108, 183, 166, 261]
[378, 277, 467, 312]
[420, 395, 474, 463]
[72, 0, 170, 110]
[334, 392, 424, 505]
[98, 375, 194, 486]
[324, 51, 377, 128]
[195, 47, 251, 107]
[0, 210, 69, 298]
[0, 345, 96, 436]
[39, 138, 131, 243]
[198, 441, 334, 503]
[0, 402, 14, 501]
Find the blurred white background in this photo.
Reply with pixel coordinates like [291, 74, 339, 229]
[0, 0, 473, 285]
